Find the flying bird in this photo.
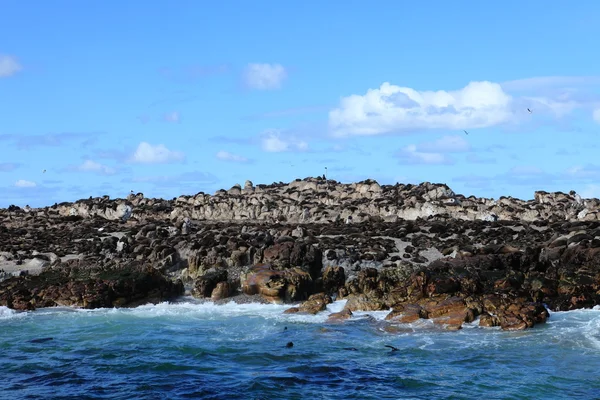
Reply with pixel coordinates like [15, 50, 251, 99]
[527, 108, 533, 114]
[384, 345, 400, 352]
[463, 130, 469, 135]
[42, 169, 46, 173]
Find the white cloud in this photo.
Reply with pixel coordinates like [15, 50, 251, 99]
[395, 144, 453, 165]
[129, 142, 185, 164]
[0, 55, 21, 77]
[244, 63, 287, 90]
[77, 160, 116, 175]
[329, 81, 513, 137]
[260, 130, 308, 153]
[14, 179, 36, 188]
[216, 150, 249, 163]
[328, 77, 600, 137]
[416, 135, 471, 153]
[164, 111, 180, 123]
[593, 108, 600, 124]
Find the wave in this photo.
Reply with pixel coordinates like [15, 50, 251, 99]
[3, 299, 600, 345]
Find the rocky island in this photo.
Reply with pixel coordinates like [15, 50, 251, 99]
[2, 177, 600, 331]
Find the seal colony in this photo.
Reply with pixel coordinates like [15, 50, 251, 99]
[1, 177, 600, 331]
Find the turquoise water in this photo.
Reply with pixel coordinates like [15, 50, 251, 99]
[2, 299, 600, 399]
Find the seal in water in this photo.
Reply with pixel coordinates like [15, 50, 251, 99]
[29, 337, 54, 343]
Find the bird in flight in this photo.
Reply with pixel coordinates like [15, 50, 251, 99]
[463, 130, 469, 135]
[527, 108, 533, 114]
[42, 169, 46, 173]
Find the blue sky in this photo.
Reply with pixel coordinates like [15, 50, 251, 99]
[2, 1, 600, 207]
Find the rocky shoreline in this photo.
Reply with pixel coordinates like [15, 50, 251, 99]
[2, 177, 600, 331]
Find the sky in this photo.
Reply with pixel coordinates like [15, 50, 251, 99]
[2, 1, 600, 207]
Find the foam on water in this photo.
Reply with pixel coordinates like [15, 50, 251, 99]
[3, 301, 600, 399]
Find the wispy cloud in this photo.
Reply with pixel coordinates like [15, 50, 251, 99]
[260, 129, 308, 152]
[216, 150, 250, 163]
[0, 132, 101, 150]
[328, 76, 600, 137]
[0, 162, 21, 172]
[242, 105, 330, 121]
[209, 136, 256, 145]
[124, 171, 218, 189]
[466, 154, 496, 164]
[244, 63, 287, 90]
[164, 111, 181, 123]
[0, 55, 22, 77]
[454, 163, 600, 196]
[14, 179, 36, 188]
[416, 135, 471, 153]
[129, 142, 185, 164]
[64, 160, 116, 175]
[159, 64, 229, 82]
[580, 184, 600, 199]
[395, 144, 454, 165]
[593, 108, 600, 124]
[500, 76, 600, 92]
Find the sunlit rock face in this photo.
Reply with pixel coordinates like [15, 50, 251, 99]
[44, 177, 598, 223]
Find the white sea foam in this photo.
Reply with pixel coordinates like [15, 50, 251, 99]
[0, 306, 19, 320]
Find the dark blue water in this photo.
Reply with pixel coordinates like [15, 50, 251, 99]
[2, 299, 600, 399]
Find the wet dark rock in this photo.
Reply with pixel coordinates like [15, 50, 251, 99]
[0, 178, 599, 332]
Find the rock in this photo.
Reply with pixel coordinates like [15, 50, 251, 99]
[296, 292, 332, 314]
[211, 281, 231, 301]
[192, 269, 228, 298]
[322, 266, 345, 295]
[0, 177, 599, 332]
[240, 264, 312, 303]
[0, 265, 184, 310]
[327, 308, 353, 322]
[385, 304, 428, 323]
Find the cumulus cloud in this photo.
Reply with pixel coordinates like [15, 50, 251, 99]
[216, 151, 249, 163]
[68, 160, 116, 175]
[329, 77, 600, 137]
[244, 63, 287, 90]
[164, 111, 180, 123]
[0, 55, 21, 77]
[15, 179, 36, 188]
[129, 142, 185, 164]
[260, 130, 308, 152]
[395, 144, 453, 165]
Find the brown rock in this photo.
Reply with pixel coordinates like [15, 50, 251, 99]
[298, 293, 333, 314]
[211, 281, 231, 301]
[327, 308, 353, 322]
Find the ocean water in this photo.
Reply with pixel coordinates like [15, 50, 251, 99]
[2, 299, 600, 400]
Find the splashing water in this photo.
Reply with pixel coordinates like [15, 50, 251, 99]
[2, 299, 600, 399]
